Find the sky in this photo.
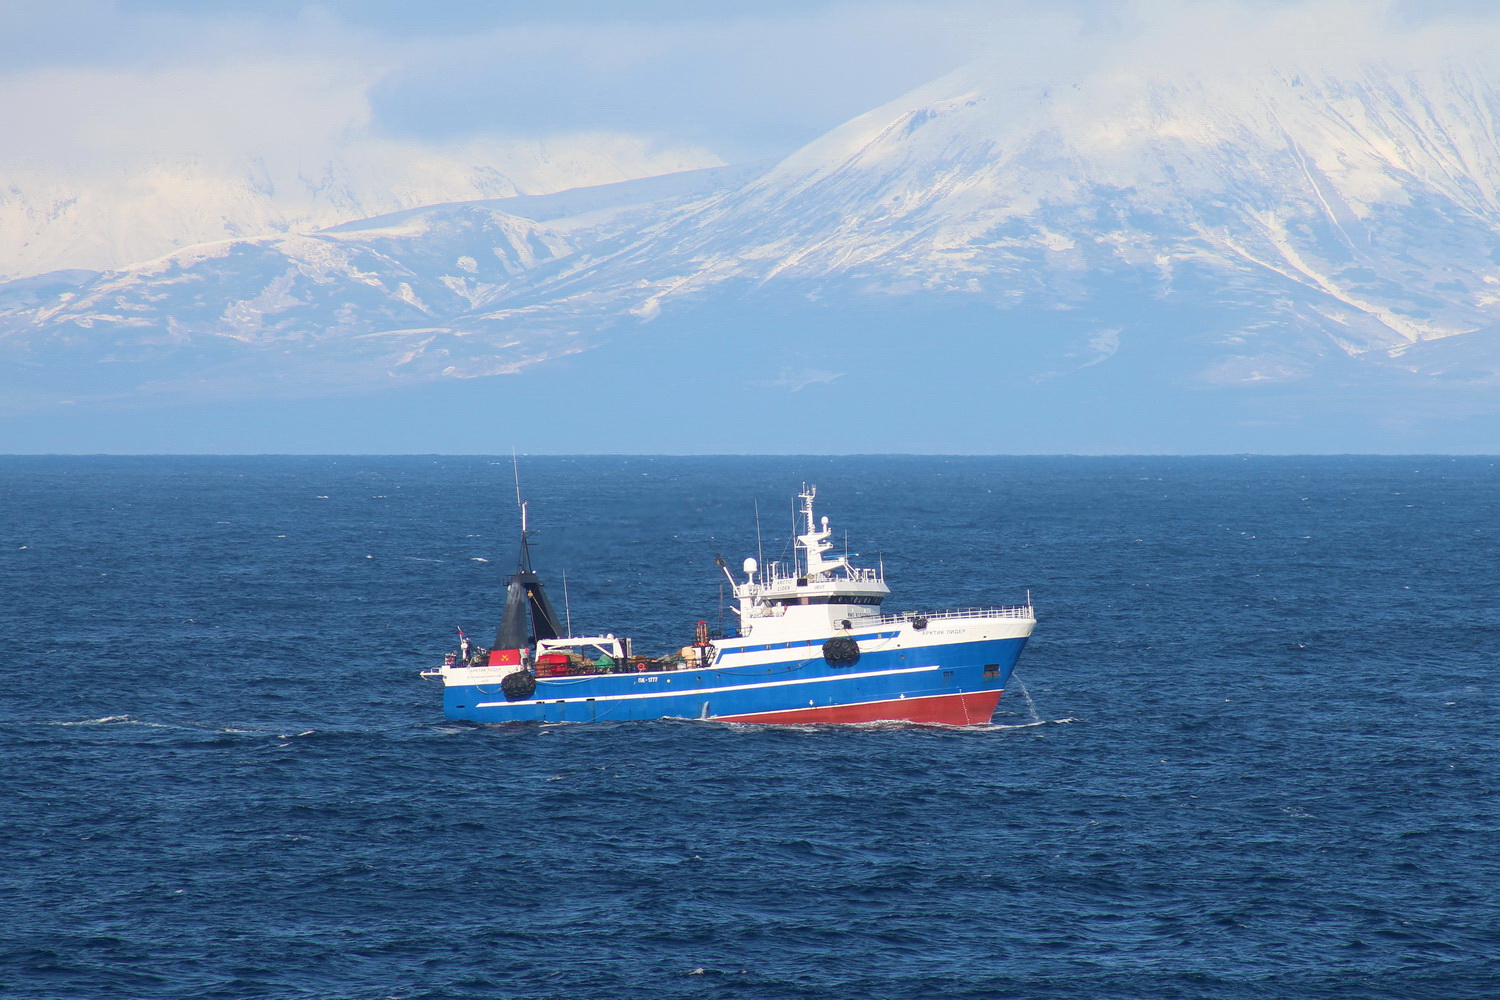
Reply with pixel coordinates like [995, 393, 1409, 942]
[0, 0, 1036, 276]
[5, 0, 1495, 172]
[0, 0, 992, 173]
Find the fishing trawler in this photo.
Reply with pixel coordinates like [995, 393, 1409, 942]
[421, 486, 1035, 725]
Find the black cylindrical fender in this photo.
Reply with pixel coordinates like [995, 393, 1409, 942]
[500, 669, 537, 701]
[822, 635, 860, 667]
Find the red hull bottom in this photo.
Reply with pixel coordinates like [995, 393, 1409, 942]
[716, 690, 1003, 726]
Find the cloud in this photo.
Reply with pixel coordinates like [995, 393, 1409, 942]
[1, 60, 374, 174]
[9, 1, 1500, 173]
[0, 2, 1013, 166]
[365, 4, 996, 160]
[752, 367, 847, 392]
[0, 5, 728, 275]
[1030, 328, 1122, 383]
[5, 0, 1500, 277]
[1087, 0, 1500, 78]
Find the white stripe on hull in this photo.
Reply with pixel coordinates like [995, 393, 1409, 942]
[475, 663, 940, 708]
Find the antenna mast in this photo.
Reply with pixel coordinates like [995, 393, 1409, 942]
[754, 499, 764, 575]
[512, 450, 529, 535]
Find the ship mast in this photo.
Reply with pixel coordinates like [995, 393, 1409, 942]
[494, 472, 563, 651]
[796, 485, 849, 580]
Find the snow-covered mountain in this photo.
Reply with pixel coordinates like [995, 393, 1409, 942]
[494, 56, 1500, 387]
[0, 136, 722, 280]
[5, 54, 1500, 446]
[0, 163, 767, 403]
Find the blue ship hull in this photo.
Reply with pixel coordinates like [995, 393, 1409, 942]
[442, 635, 1029, 725]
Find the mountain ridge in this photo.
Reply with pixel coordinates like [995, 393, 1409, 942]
[5, 54, 1500, 449]
[0, 137, 724, 281]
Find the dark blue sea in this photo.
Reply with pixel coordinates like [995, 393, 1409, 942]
[3, 455, 1498, 1000]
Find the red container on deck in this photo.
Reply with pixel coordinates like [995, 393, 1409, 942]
[536, 652, 572, 677]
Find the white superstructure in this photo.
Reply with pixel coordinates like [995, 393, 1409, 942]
[728, 486, 892, 640]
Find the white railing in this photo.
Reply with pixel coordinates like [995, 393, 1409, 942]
[858, 605, 1034, 627]
[746, 565, 884, 591]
